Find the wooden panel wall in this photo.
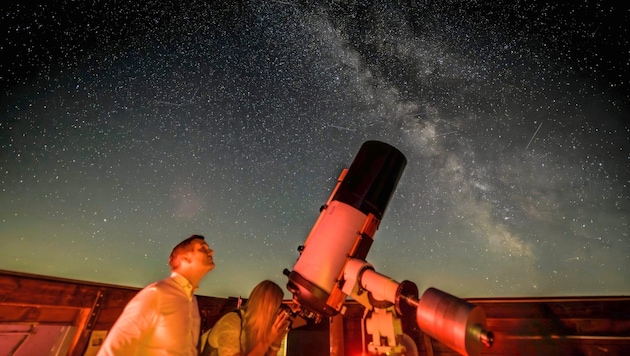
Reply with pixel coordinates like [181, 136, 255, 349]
[0, 270, 112, 355]
[0, 270, 235, 356]
[2, 270, 629, 356]
[470, 297, 630, 355]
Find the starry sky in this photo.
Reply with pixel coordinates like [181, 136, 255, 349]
[1, 1, 628, 300]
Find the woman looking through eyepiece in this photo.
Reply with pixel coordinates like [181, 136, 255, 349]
[203, 280, 291, 356]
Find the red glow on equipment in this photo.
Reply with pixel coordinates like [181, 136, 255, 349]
[283, 141, 493, 356]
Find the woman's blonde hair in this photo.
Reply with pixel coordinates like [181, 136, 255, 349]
[242, 280, 284, 353]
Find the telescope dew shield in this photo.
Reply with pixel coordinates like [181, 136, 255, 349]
[286, 141, 407, 319]
[333, 141, 407, 222]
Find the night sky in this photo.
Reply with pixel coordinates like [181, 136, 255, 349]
[1, 1, 628, 299]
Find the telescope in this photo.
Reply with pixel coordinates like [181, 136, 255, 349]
[284, 141, 493, 356]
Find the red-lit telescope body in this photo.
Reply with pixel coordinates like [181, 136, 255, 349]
[416, 288, 492, 356]
[285, 141, 407, 319]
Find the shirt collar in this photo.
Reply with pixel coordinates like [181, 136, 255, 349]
[170, 272, 198, 299]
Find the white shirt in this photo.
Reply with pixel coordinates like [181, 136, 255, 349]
[97, 272, 201, 355]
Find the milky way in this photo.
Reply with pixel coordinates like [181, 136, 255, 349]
[1, 1, 628, 298]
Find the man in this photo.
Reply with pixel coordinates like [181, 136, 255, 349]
[97, 235, 215, 355]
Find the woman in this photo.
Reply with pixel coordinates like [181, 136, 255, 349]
[204, 280, 291, 356]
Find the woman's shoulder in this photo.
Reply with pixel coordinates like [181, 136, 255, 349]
[213, 310, 243, 330]
[207, 309, 244, 351]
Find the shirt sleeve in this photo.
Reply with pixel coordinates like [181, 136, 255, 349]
[97, 286, 159, 355]
[208, 312, 243, 356]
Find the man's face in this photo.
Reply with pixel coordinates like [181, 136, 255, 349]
[187, 238, 215, 272]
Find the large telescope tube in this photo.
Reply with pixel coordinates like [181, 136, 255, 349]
[285, 141, 407, 319]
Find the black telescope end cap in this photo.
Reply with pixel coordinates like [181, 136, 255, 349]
[395, 280, 419, 316]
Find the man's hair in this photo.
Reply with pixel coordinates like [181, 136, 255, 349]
[168, 234, 205, 269]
